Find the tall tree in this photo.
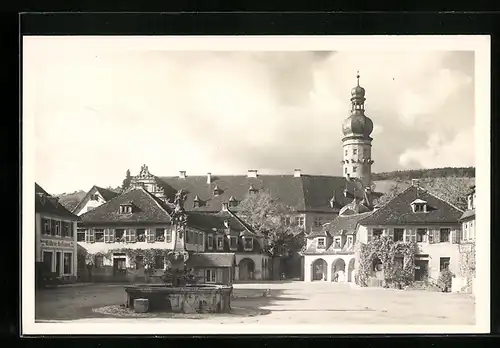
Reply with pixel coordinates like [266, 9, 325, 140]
[421, 176, 474, 211]
[237, 191, 305, 257]
[121, 169, 132, 192]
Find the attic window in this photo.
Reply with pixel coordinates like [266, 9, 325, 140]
[119, 204, 133, 214]
[249, 184, 258, 195]
[193, 195, 200, 208]
[213, 185, 222, 196]
[317, 238, 326, 249]
[411, 199, 428, 213]
[228, 196, 238, 207]
[90, 194, 99, 201]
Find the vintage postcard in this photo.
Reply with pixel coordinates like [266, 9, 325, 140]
[22, 35, 490, 335]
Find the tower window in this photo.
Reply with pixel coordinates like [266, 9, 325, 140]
[353, 167, 357, 173]
[345, 149, 347, 156]
[345, 167, 347, 174]
[353, 149, 357, 155]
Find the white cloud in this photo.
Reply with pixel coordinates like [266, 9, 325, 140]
[24, 38, 476, 194]
[399, 129, 475, 169]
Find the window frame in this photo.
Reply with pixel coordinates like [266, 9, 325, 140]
[393, 228, 404, 242]
[216, 235, 224, 250]
[63, 252, 73, 275]
[205, 269, 216, 283]
[334, 237, 342, 249]
[440, 228, 451, 243]
[229, 236, 238, 250]
[440, 257, 451, 271]
[207, 235, 214, 250]
[94, 229, 105, 242]
[317, 237, 326, 249]
[416, 228, 428, 243]
[243, 237, 253, 251]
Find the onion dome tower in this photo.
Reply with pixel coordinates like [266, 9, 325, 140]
[341, 72, 375, 187]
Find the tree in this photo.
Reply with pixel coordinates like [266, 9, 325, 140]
[373, 182, 404, 207]
[421, 176, 474, 211]
[237, 191, 305, 257]
[121, 169, 132, 191]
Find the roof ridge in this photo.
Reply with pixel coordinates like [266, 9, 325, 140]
[359, 185, 414, 223]
[224, 209, 257, 236]
[72, 185, 99, 214]
[139, 187, 173, 218]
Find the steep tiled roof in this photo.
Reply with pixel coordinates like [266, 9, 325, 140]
[157, 174, 369, 213]
[35, 183, 79, 220]
[185, 210, 259, 236]
[187, 252, 235, 268]
[325, 211, 373, 236]
[79, 187, 172, 225]
[459, 209, 475, 221]
[359, 185, 463, 225]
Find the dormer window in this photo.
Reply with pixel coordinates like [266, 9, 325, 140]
[317, 238, 326, 249]
[228, 196, 238, 207]
[193, 195, 200, 208]
[411, 199, 428, 213]
[119, 204, 133, 214]
[213, 185, 222, 196]
[249, 184, 258, 195]
[334, 237, 342, 249]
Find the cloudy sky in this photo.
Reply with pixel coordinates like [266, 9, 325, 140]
[24, 37, 475, 194]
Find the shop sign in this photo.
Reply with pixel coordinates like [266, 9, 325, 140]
[40, 239, 74, 248]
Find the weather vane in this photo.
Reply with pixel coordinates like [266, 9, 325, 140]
[356, 70, 360, 85]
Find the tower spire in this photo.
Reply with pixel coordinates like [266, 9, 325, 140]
[356, 70, 360, 86]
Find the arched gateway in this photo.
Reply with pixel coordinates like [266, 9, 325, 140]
[311, 258, 328, 281]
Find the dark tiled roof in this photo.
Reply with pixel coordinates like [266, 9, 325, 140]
[157, 174, 369, 213]
[308, 229, 331, 238]
[459, 209, 475, 221]
[325, 211, 373, 236]
[359, 185, 463, 225]
[60, 200, 79, 212]
[187, 252, 235, 268]
[79, 187, 172, 225]
[35, 183, 79, 220]
[185, 210, 259, 237]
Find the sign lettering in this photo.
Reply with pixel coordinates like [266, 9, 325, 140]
[40, 239, 74, 248]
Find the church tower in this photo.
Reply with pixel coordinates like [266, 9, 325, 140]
[341, 72, 374, 187]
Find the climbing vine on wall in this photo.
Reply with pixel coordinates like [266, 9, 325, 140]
[85, 248, 172, 269]
[459, 242, 476, 281]
[358, 236, 419, 288]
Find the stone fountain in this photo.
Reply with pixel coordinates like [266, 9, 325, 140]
[124, 189, 233, 314]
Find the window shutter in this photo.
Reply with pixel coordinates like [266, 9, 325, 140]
[109, 229, 115, 242]
[367, 229, 373, 243]
[434, 229, 440, 243]
[404, 230, 410, 242]
[388, 229, 394, 241]
[451, 230, 459, 244]
[410, 229, 416, 243]
[104, 229, 109, 243]
[147, 229, 154, 243]
[130, 229, 136, 243]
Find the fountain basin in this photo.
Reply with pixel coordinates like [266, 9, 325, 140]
[124, 284, 233, 314]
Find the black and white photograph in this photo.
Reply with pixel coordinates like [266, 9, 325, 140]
[22, 35, 490, 335]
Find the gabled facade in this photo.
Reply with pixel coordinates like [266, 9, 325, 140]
[72, 185, 120, 216]
[35, 183, 79, 283]
[76, 187, 268, 282]
[459, 185, 476, 243]
[304, 181, 465, 285]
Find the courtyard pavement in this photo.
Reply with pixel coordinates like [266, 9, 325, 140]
[35, 281, 475, 325]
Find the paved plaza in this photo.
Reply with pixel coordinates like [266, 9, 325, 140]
[35, 281, 475, 325]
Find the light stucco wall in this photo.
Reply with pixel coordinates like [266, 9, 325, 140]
[234, 253, 271, 281]
[462, 219, 476, 242]
[75, 192, 107, 216]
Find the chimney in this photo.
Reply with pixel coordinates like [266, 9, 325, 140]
[294, 169, 302, 178]
[206, 172, 212, 184]
[247, 169, 258, 178]
[179, 171, 186, 179]
[222, 202, 229, 211]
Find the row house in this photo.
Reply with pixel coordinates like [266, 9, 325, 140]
[76, 187, 269, 284]
[35, 183, 79, 284]
[304, 181, 464, 286]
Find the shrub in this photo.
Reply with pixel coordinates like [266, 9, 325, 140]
[438, 269, 454, 292]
